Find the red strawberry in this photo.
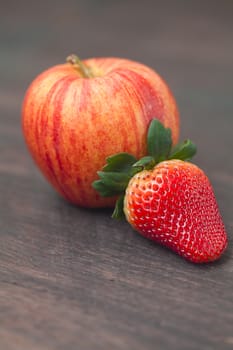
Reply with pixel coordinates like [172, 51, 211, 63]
[93, 118, 228, 263]
[124, 159, 227, 263]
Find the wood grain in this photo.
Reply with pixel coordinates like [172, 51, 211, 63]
[1, 0, 233, 349]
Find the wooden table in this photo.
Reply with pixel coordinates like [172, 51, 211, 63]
[1, 1, 233, 349]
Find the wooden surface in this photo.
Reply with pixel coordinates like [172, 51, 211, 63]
[1, 1, 233, 349]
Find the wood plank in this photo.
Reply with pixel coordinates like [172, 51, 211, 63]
[0, 0, 233, 349]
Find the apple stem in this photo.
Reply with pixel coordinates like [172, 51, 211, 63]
[66, 54, 94, 78]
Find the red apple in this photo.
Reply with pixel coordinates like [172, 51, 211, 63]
[22, 55, 180, 207]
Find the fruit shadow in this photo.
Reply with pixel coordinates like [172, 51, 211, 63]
[56, 194, 232, 269]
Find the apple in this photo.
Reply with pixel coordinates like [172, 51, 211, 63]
[22, 55, 180, 207]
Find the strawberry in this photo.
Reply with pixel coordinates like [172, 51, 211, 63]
[92, 119, 227, 263]
[124, 159, 227, 263]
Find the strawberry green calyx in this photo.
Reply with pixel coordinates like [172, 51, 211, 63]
[93, 153, 138, 197]
[92, 118, 197, 218]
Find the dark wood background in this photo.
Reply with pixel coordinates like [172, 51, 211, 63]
[1, 0, 233, 349]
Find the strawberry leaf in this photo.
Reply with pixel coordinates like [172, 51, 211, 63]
[92, 180, 120, 197]
[147, 119, 172, 163]
[103, 153, 137, 173]
[97, 171, 130, 193]
[133, 156, 155, 170]
[92, 154, 138, 198]
[112, 195, 125, 219]
[169, 139, 197, 161]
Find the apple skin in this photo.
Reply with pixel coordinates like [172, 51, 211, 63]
[22, 57, 180, 207]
